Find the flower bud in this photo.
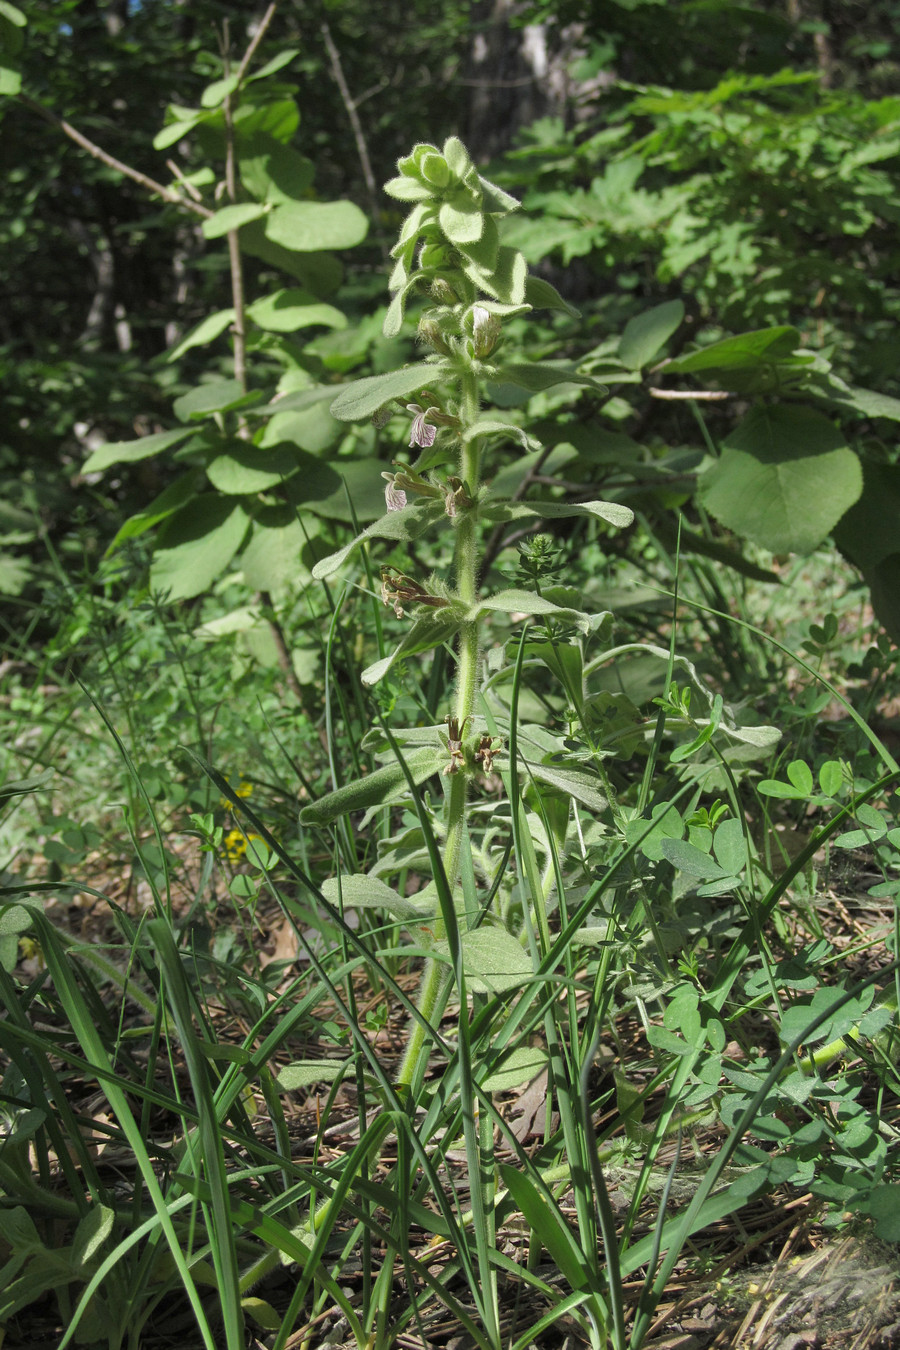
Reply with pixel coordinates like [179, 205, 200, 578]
[419, 241, 448, 270]
[417, 318, 452, 354]
[470, 306, 502, 359]
[430, 278, 458, 306]
[421, 153, 450, 189]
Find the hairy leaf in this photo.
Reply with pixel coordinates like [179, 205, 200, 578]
[330, 362, 450, 421]
[299, 749, 439, 827]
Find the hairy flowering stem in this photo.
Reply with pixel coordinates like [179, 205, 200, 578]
[317, 136, 611, 1092]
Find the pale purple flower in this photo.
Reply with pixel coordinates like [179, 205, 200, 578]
[381, 472, 408, 512]
[406, 403, 438, 449]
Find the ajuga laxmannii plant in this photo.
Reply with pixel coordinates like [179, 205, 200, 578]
[302, 136, 633, 1090]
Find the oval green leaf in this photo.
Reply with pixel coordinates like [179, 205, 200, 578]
[149, 497, 249, 600]
[246, 289, 346, 333]
[82, 426, 195, 474]
[264, 200, 368, 252]
[699, 404, 862, 554]
[202, 202, 268, 239]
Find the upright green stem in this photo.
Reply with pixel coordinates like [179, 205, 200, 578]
[444, 371, 483, 880]
[396, 370, 485, 1091]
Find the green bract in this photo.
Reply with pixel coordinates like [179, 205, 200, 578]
[381, 136, 542, 333]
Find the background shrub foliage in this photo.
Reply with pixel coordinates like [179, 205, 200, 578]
[2, 2, 900, 1349]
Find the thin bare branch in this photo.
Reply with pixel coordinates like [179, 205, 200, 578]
[320, 19, 384, 246]
[165, 159, 204, 202]
[649, 388, 731, 401]
[236, 2, 279, 87]
[17, 92, 212, 219]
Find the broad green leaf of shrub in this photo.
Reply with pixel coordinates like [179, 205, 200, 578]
[264, 201, 368, 252]
[699, 404, 862, 553]
[200, 74, 240, 109]
[232, 97, 299, 145]
[166, 309, 236, 362]
[0, 60, 20, 96]
[619, 299, 684, 371]
[82, 426, 195, 474]
[239, 140, 314, 204]
[662, 326, 801, 376]
[173, 379, 262, 422]
[206, 442, 339, 495]
[832, 386, 900, 422]
[855, 1184, 900, 1242]
[491, 361, 608, 396]
[0, 4, 25, 46]
[238, 217, 344, 294]
[0, 553, 30, 596]
[258, 400, 342, 456]
[833, 460, 900, 572]
[149, 497, 249, 600]
[153, 107, 206, 150]
[239, 514, 311, 592]
[246, 48, 300, 83]
[202, 202, 268, 239]
[206, 442, 297, 494]
[866, 552, 900, 643]
[0, 905, 32, 971]
[245, 289, 346, 333]
[0, 2, 25, 95]
[107, 473, 198, 551]
[295, 459, 387, 523]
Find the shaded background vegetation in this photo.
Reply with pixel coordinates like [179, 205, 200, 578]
[4, 0, 900, 652]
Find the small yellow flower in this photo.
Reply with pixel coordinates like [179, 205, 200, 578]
[219, 777, 253, 810]
[224, 829, 247, 863]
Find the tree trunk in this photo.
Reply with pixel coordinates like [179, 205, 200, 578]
[464, 0, 580, 161]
